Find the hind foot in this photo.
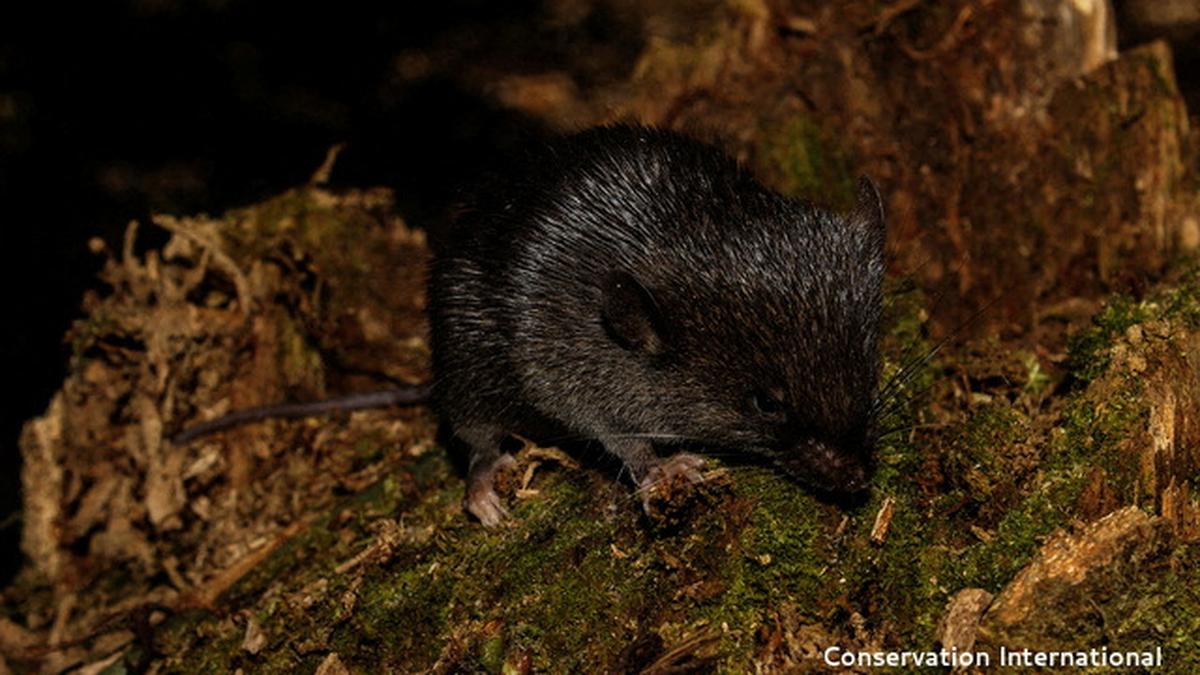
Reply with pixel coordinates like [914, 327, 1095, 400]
[464, 453, 516, 527]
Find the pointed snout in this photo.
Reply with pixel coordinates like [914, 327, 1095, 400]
[783, 439, 875, 496]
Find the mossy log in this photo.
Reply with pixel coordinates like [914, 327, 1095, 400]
[5, 183, 1198, 672]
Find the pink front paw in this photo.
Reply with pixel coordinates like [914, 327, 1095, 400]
[637, 452, 708, 515]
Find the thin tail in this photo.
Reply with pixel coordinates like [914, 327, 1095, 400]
[172, 383, 432, 444]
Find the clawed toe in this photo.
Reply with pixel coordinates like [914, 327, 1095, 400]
[643, 452, 707, 485]
[662, 452, 707, 482]
[638, 452, 709, 514]
[465, 453, 517, 527]
[466, 486, 509, 528]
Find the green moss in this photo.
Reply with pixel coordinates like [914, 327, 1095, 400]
[756, 116, 857, 209]
[826, 271, 1198, 641]
[324, 468, 668, 671]
[138, 260, 1200, 671]
[1131, 45, 1181, 99]
[1054, 382, 1147, 499]
[946, 373, 1147, 592]
[1067, 262, 1200, 383]
[154, 609, 246, 674]
[876, 283, 934, 439]
[1066, 296, 1153, 383]
[1114, 544, 1200, 668]
[704, 471, 827, 633]
[479, 632, 506, 672]
[844, 439, 942, 646]
[953, 471, 1086, 591]
[941, 405, 1029, 504]
[1159, 263, 1200, 328]
[733, 471, 827, 595]
[810, 283, 944, 643]
[875, 509, 945, 642]
[229, 189, 362, 252]
[341, 566, 452, 666]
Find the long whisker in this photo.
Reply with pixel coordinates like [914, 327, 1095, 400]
[876, 250, 972, 399]
[871, 291, 1006, 419]
[875, 422, 947, 439]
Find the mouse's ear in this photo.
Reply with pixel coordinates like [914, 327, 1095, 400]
[601, 271, 670, 355]
[850, 175, 885, 240]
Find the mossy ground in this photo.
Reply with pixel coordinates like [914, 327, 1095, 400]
[118, 260, 1198, 672]
[16, 192, 1197, 674]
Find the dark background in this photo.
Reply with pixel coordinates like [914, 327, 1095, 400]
[0, 0, 1196, 585]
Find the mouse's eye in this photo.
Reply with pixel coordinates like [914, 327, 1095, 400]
[750, 387, 787, 418]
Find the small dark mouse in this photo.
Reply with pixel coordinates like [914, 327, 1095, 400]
[175, 125, 886, 527]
